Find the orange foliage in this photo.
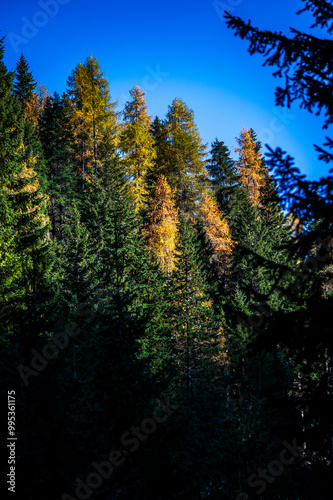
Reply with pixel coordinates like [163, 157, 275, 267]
[25, 84, 49, 128]
[234, 128, 267, 205]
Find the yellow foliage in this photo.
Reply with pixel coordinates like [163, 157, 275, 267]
[199, 194, 234, 266]
[25, 84, 49, 128]
[120, 86, 156, 211]
[234, 128, 267, 205]
[202, 328, 230, 366]
[146, 175, 178, 274]
[67, 56, 118, 184]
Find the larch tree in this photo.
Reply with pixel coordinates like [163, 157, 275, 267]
[164, 98, 209, 214]
[119, 86, 156, 212]
[234, 127, 267, 205]
[145, 175, 178, 274]
[66, 55, 118, 189]
[199, 194, 234, 270]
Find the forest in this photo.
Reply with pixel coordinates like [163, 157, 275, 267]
[1, 1, 333, 499]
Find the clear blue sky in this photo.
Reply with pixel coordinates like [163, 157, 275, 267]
[1, 0, 331, 180]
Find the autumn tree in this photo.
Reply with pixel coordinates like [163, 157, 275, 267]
[145, 175, 178, 274]
[164, 98, 209, 214]
[199, 193, 234, 270]
[119, 86, 156, 211]
[234, 127, 267, 205]
[66, 55, 118, 189]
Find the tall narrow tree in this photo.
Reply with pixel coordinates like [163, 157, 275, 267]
[66, 56, 118, 189]
[164, 98, 209, 214]
[119, 86, 156, 212]
[145, 175, 178, 274]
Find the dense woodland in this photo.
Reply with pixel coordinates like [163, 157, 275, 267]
[1, 1, 333, 498]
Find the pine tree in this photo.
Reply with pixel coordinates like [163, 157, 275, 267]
[150, 115, 171, 182]
[119, 86, 156, 211]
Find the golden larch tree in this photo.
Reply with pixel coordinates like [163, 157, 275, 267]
[199, 194, 234, 268]
[119, 86, 156, 211]
[67, 55, 118, 188]
[24, 83, 49, 128]
[165, 97, 209, 214]
[234, 127, 267, 205]
[146, 175, 178, 274]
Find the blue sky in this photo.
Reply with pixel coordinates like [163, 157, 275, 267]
[1, 0, 331, 180]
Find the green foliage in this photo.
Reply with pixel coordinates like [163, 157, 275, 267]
[1, 19, 333, 498]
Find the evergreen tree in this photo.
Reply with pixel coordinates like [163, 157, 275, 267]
[226, 3, 333, 476]
[207, 138, 238, 213]
[14, 54, 48, 193]
[14, 53, 36, 105]
[0, 34, 25, 339]
[170, 215, 220, 398]
[39, 92, 76, 240]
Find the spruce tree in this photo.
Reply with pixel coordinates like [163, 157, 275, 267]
[39, 92, 76, 240]
[169, 215, 220, 398]
[207, 138, 238, 213]
[14, 53, 36, 105]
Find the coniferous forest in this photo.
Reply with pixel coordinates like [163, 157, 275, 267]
[1, 1, 333, 499]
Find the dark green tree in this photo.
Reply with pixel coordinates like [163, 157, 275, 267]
[14, 53, 36, 105]
[39, 92, 76, 239]
[207, 138, 238, 213]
